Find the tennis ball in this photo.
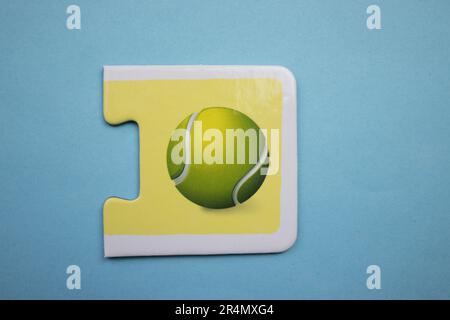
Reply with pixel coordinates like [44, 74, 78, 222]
[167, 107, 269, 209]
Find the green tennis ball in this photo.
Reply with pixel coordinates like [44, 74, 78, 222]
[167, 107, 269, 209]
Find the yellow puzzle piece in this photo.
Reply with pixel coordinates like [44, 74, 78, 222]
[103, 66, 298, 257]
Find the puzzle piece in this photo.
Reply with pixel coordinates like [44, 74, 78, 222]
[103, 66, 298, 257]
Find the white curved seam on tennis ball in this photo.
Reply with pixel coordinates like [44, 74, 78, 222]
[173, 112, 199, 186]
[231, 141, 268, 205]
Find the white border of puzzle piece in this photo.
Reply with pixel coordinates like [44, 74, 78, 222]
[103, 65, 298, 257]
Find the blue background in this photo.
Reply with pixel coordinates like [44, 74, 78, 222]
[1, 0, 449, 299]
